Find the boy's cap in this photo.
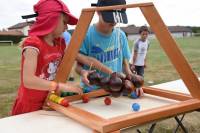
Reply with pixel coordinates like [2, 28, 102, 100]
[92, 0, 128, 24]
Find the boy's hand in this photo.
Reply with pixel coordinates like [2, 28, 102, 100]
[81, 69, 95, 86]
[59, 83, 83, 95]
[130, 65, 136, 73]
[131, 65, 135, 70]
[136, 87, 144, 97]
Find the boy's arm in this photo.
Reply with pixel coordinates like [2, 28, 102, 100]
[75, 53, 113, 86]
[144, 41, 150, 68]
[123, 59, 133, 76]
[120, 31, 133, 75]
[144, 58, 147, 68]
[75, 61, 94, 86]
[76, 53, 113, 75]
[124, 55, 144, 96]
[132, 40, 139, 65]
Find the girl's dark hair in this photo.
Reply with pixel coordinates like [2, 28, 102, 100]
[139, 26, 149, 34]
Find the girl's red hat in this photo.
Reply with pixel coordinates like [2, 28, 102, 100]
[27, 0, 78, 36]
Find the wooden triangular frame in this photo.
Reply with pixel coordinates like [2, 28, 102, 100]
[55, 2, 200, 98]
[48, 2, 200, 133]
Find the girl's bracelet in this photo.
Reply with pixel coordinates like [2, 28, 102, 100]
[50, 81, 59, 93]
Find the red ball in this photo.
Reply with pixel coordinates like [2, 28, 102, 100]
[60, 99, 69, 107]
[104, 97, 111, 105]
[82, 95, 89, 103]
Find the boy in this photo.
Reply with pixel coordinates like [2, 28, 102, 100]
[76, 0, 143, 95]
[131, 26, 150, 77]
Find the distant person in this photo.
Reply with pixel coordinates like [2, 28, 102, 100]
[131, 26, 150, 77]
[63, 31, 71, 44]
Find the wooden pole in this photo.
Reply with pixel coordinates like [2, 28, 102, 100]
[48, 101, 106, 132]
[55, 11, 94, 82]
[143, 86, 192, 101]
[102, 99, 200, 133]
[83, 2, 153, 12]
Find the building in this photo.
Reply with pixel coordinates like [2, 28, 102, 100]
[121, 25, 193, 41]
[0, 30, 23, 36]
[0, 21, 35, 44]
[7, 21, 34, 36]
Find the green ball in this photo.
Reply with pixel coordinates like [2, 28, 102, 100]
[69, 92, 74, 96]
[61, 92, 70, 97]
[61, 91, 77, 97]
[83, 89, 87, 93]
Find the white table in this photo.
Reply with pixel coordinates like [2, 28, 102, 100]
[0, 79, 198, 133]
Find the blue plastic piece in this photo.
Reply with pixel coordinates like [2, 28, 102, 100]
[130, 91, 138, 99]
[83, 87, 92, 93]
[132, 103, 140, 111]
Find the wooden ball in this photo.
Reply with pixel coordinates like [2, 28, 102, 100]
[104, 97, 111, 105]
[87, 72, 101, 85]
[60, 99, 69, 107]
[49, 94, 58, 102]
[109, 77, 123, 92]
[82, 95, 89, 103]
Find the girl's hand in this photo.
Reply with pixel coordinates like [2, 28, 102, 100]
[58, 83, 83, 95]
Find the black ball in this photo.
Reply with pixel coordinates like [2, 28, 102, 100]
[100, 76, 110, 88]
[87, 71, 102, 85]
[109, 76, 123, 92]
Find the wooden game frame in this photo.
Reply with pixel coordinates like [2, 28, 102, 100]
[47, 2, 200, 133]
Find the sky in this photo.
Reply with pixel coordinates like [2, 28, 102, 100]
[0, 0, 199, 30]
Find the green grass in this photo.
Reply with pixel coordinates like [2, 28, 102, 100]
[0, 45, 21, 117]
[0, 37, 200, 132]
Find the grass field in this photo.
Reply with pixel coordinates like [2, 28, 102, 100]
[0, 36, 199, 132]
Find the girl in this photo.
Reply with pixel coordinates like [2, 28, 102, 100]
[12, 0, 113, 115]
[12, 0, 82, 115]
